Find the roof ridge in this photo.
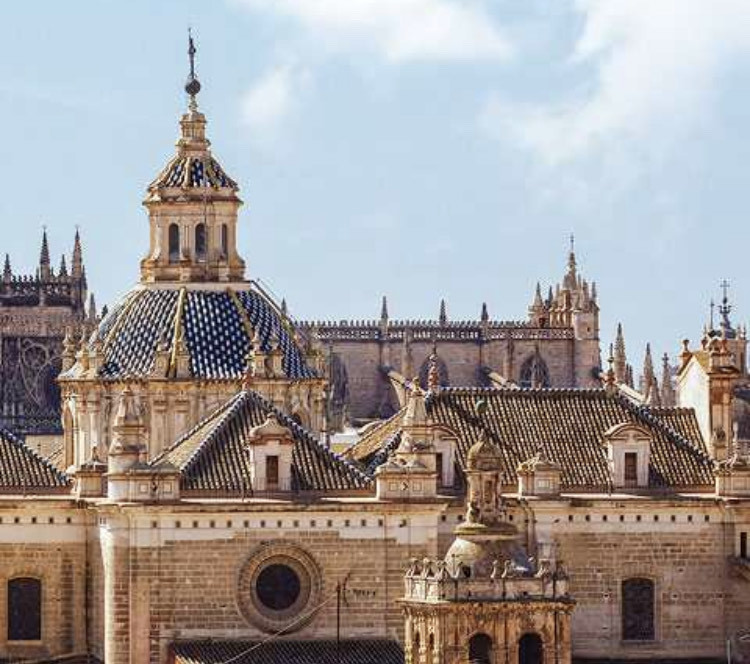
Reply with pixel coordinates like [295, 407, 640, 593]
[615, 394, 713, 464]
[152, 391, 245, 469]
[255, 393, 372, 486]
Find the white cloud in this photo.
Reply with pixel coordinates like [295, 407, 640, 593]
[241, 63, 311, 137]
[482, 0, 750, 164]
[235, 0, 511, 62]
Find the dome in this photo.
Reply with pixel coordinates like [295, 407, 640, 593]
[445, 528, 529, 578]
[76, 285, 316, 381]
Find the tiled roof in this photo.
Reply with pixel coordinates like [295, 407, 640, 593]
[0, 428, 69, 491]
[78, 286, 315, 381]
[149, 153, 237, 192]
[343, 411, 404, 470]
[152, 389, 371, 493]
[351, 388, 714, 490]
[171, 639, 404, 664]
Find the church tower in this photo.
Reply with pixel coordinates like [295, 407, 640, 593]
[140, 32, 245, 284]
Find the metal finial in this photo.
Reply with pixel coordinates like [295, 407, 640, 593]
[185, 28, 201, 106]
[569, 233, 575, 254]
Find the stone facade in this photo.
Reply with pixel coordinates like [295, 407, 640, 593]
[302, 253, 601, 429]
[0, 231, 90, 437]
[0, 37, 749, 664]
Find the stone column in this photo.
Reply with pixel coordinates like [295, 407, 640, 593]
[101, 514, 131, 664]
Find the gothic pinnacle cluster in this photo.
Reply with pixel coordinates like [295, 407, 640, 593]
[1, 228, 89, 314]
[527, 239, 599, 331]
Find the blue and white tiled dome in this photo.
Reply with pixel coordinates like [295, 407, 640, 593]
[87, 286, 315, 381]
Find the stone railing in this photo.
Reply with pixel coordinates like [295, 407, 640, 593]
[298, 321, 575, 342]
[404, 557, 570, 603]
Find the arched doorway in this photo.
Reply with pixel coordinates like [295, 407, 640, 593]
[468, 633, 492, 664]
[518, 633, 543, 664]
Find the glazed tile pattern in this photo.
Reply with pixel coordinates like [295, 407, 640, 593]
[89, 287, 314, 381]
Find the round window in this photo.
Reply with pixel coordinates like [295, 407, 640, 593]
[238, 544, 321, 633]
[256, 563, 301, 611]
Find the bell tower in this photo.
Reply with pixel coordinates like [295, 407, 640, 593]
[140, 31, 246, 284]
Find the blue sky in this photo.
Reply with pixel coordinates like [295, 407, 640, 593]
[1, 0, 749, 376]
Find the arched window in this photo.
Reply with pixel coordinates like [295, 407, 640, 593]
[468, 633, 492, 664]
[426, 633, 435, 664]
[168, 224, 180, 263]
[519, 351, 550, 388]
[8, 577, 41, 641]
[622, 577, 655, 641]
[195, 223, 207, 261]
[518, 633, 543, 664]
[412, 630, 421, 664]
[221, 224, 229, 259]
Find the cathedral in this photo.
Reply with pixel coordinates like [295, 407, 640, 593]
[0, 38, 748, 664]
[0, 229, 94, 440]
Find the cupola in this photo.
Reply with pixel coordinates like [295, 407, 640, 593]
[140, 32, 246, 284]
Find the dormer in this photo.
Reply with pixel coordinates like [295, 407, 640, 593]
[246, 413, 295, 492]
[517, 449, 561, 498]
[604, 423, 652, 489]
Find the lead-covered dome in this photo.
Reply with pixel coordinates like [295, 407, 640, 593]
[73, 285, 316, 381]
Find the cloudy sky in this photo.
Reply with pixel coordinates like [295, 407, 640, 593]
[1, 0, 748, 375]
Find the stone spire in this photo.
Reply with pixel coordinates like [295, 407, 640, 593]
[280, 298, 287, 316]
[439, 299, 447, 326]
[3, 254, 11, 283]
[661, 352, 675, 407]
[380, 295, 389, 322]
[88, 293, 97, 324]
[642, 343, 660, 405]
[562, 233, 577, 291]
[72, 228, 83, 278]
[59, 254, 68, 277]
[480, 302, 489, 323]
[39, 228, 51, 281]
[614, 323, 627, 383]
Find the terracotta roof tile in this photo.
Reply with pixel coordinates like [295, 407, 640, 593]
[153, 390, 371, 494]
[0, 428, 69, 492]
[354, 388, 714, 490]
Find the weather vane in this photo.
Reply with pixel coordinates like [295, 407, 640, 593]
[185, 28, 201, 109]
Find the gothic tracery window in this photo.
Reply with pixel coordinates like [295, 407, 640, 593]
[8, 577, 41, 641]
[519, 351, 550, 388]
[622, 577, 655, 641]
[518, 633, 544, 664]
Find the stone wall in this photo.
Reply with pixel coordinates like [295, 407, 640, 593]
[98, 505, 441, 664]
[535, 500, 741, 661]
[0, 502, 87, 661]
[329, 335, 596, 424]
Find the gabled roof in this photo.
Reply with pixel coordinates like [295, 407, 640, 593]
[349, 388, 714, 491]
[152, 389, 371, 493]
[0, 428, 69, 492]
[76, 286, 315, 381]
